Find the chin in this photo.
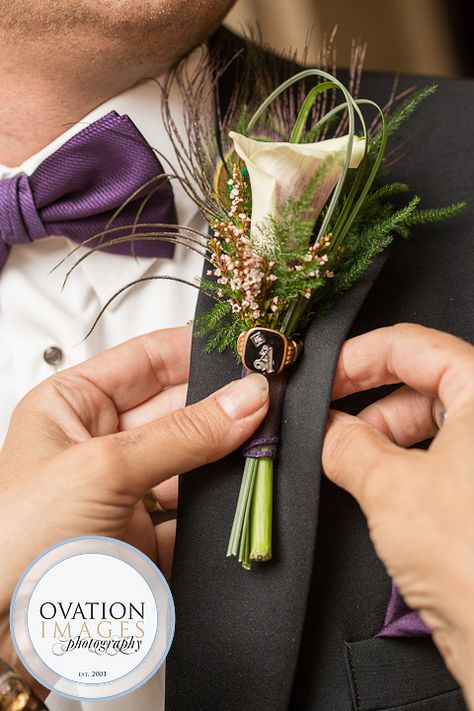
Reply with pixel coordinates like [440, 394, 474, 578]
[75, 0, 235, 68]
[83, 0, 234, 31]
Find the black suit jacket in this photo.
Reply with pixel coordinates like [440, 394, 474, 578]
[166, 30, 473, 711]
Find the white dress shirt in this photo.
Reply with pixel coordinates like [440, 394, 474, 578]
[0, 50, 206, 711]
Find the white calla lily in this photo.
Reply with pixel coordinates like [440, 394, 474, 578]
[229, 131, 366, 254]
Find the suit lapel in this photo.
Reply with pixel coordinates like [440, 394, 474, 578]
[166, 252, 388, 710]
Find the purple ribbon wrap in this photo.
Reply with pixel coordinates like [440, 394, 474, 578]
[242, 369, 288, 460]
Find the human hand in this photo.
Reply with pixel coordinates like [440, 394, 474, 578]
[0, 325, 269, 692]
[323, 323, 474, 708]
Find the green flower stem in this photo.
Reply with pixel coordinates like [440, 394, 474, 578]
[250, 457, 273, 562]
[239, 469, 256, 569]
[330, 100, 386, 251]
[289, 82, 336, 143]
[281, 295, 310, 336]
[227, 457, 257, 558]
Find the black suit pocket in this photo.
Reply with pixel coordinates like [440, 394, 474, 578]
[344, 637, 466, 711]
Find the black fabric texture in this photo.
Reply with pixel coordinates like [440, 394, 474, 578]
[344, 638, 461, 710]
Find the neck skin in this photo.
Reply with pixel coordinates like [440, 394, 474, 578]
[0, 41, 170, 167]
[0, 81, 119, 169]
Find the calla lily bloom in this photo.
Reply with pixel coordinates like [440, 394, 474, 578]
[229, 131, 366, 254]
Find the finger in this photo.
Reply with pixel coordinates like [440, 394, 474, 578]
[332, 323, 474, 411]
[430, 395, 474, 461]
[119, 384, 188, 430]
[152, 476, 179, 512]
[72, 325, 192, 412]
[155, 518, 176, 581]
[95, 373, 270, 494]
[323, 409, 423, 513]
[358, 385, 438, 447]
[122, 502, 157, 563]
[17, 329, 191, 449]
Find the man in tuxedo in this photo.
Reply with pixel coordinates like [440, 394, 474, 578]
[0, 3, 472, 711]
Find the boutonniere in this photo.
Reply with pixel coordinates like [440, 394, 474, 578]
[62, 40, 464, 570]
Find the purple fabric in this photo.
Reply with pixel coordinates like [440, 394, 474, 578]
[243, 436, 279, 460]
[0, 110, 177, 270]
[376, 582, 431, 637]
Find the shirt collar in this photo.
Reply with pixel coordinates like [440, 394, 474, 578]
[0, 46, 208, 306]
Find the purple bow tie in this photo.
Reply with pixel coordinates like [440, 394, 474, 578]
[0, 111, 177, 271]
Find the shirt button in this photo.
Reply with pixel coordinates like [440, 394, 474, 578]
[43, 346, 63, 366]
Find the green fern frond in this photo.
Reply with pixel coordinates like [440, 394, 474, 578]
[372, 84, 437, 150]
[402, 201, 466, 228]
[371, 195, 420, 235]
[334, 233, 393, 295]
[202, 318, 242, 354]
[364, 182, 410, 203]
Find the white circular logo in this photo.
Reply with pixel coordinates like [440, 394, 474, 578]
[10, 537, 175, 701]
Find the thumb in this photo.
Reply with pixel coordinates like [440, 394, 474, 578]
[323, 409, 413, 514]
[96, 373, 270, 494]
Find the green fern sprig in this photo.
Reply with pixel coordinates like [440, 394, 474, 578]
[399, 202, 466, 229]
[371, 84, 438, 151]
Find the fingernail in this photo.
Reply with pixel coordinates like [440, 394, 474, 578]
[217, 374, 269, 419]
